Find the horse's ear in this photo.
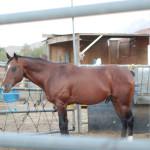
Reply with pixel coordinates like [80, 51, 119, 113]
[6, 53, 11, 59]
[14, 53, 18, 61]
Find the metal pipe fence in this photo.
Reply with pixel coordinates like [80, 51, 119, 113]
[0, 87, 75, 134]
[79, 64, 150, 68]
[0, 0, 150, 25]
[0, 108, 74, 114]
[0, 133, 149, 150]
[0, 1, 150, 148]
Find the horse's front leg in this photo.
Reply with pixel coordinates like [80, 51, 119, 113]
[55, 101, 69, 135]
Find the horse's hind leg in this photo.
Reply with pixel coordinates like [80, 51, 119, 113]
[111, 98, 134, 139]
[111, 100, 128, 138]
[127, 110, 134, 141]
[55, 101, 69, 135]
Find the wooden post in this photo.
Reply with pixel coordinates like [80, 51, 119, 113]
[148, 37, 150, 65]
[46, 41, 50, 60]
[116, 41, 120, 64]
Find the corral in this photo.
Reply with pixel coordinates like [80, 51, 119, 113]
[1, 0, 150, 149]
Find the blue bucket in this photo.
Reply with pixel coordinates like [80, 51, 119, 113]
[3, 90, 19, 103]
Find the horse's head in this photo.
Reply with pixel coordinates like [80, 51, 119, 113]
[2, 53, 24, 93]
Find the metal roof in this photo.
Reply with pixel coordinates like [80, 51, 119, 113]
[79, 33, 150, 37]
[43, 33, 150, 39]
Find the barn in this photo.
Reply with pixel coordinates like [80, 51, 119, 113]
[43, 30, 150, 134]
[43, 30, 150, 65]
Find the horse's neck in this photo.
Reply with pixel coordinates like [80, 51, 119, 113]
[22, 58, 51, 89]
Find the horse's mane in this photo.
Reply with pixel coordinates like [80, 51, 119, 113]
[7, 55, 67, 65]
[19, 56, 50, 63]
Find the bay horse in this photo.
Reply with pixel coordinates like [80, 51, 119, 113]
[2, 53, 135, 139]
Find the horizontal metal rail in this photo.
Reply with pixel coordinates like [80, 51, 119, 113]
[0, 87, 42, 91]
[0, 133, 149, 150]
[0, 64, 6, 67]
[29, 128, 75, 135]
[0, 108, 74, 114]
[79, 64, 150, 68]
[0, 0, 150, 25]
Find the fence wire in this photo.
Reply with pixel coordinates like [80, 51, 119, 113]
[0, 87, 75, 134]
[0, 65, 75, 134]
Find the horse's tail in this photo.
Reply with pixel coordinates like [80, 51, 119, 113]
[130, 70, 135, 77]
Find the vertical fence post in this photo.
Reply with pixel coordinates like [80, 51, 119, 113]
[77, 104, 82, 133]
[71, 0, 82, 133]
[72, 104, 75, 130]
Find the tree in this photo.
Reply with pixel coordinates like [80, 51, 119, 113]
[31, 45, 44, 57]
[0, 47, 7, 62]
[18, 44, 44, 58]
[18, 44, 32, 56]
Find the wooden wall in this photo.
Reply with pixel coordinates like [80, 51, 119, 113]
[50, 42, 74, 63]
[136, 37, 149, 64]
[80, 38, 108, 64]
[48, 35, 149, 65]
[109, 37, 149, 65]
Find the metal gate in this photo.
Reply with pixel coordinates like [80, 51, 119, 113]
[0, 63, 75, 134]
[134, 66, 150, 104]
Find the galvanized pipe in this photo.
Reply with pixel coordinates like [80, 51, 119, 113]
[0, 87, 42, 91]
[0, 64, 6, 67]
[0, 133, 150, 150]
[29, 128, 75, 135]
[0, 108, 74, 114]
[71, 0, 77, 66]
[0, 0, 150, 25]
[79, 64, 150, 68]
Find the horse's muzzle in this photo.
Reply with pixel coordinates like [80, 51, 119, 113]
[1, 83, 12, 93]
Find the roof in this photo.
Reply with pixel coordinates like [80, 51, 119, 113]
[79, 33, 150, 37]
[43, 32, 150, 39]
[43, 32, 150, 45]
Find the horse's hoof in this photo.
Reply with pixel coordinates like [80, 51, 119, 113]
[127, 136, 133, 142]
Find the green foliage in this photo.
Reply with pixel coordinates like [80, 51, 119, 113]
[31, 45, 44, 58]
[0, 47, 7, 62]
[18, 44, 32, 56]
[18, 44, 44, 58]
[0, 44, 45, 62]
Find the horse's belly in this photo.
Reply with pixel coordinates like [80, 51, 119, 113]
[77, 94, 108, 105]
[71, 84, 110, 105]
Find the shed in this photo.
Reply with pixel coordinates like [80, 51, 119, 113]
[43, 33, 150, 65]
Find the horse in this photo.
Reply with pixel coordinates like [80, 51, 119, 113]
[2, 53, 135, 139]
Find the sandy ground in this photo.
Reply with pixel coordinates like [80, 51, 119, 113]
[0, 99, 149, 150]
[0, 100, 149, 138]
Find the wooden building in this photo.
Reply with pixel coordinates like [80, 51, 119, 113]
[43, 32, 150, 65]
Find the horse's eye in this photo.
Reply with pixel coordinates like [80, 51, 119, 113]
[12, 67, 16, 72]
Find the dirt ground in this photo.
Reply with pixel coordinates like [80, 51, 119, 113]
[0, 100, 149, 139]
[71, 108, 150, 139]
[0, 91, 149, 150]
[0, 102, 149, 150]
